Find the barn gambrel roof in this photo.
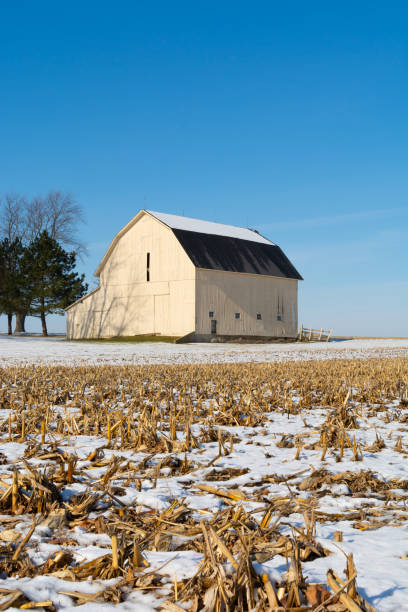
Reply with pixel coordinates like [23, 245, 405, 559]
[147, 210, 273, 244]
[94, 209, 302, 280]
[148, 210, 303, 280]
[171, 229, 302, 279]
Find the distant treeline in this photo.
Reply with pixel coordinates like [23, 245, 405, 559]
[0, 191, 88, 336]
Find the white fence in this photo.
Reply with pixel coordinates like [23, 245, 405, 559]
[297, 325, 333, 342]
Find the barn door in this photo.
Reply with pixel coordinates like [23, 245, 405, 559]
[211, 319, 217, 334]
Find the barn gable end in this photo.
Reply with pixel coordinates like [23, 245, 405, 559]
[66, 212, 195, 339]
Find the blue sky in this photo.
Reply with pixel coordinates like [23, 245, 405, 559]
[0, 1, 407, 336]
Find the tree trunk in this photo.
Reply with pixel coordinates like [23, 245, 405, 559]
[14, 313, 26, 333]
[41, 312, 48, 336]
[40, 297, 48, 337]
[7, 314, 13, 335]
[40, 311, 48, 337]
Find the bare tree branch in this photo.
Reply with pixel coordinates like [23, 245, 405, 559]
[0, 193, 28, 242]
[1, 190, 86, 257]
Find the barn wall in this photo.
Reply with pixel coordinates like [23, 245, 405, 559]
[195, 269, 298, 338]
[66, 214, 196, 339]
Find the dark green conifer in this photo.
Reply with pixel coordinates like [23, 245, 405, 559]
[22, 231, 88, 336]
[0, 238, 24, 334]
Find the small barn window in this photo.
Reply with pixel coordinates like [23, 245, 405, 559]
[277, 296, 283, 321]
[235, 313, 240, 319]
[257, 313, 262, 320]
[146, 252, 150, 281]
[209, 311, 214, 318]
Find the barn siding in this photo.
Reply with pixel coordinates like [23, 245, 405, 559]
[66, 214, 196, 339]
[195, 269, 298, 338]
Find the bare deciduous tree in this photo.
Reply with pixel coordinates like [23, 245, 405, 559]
[0, 193, 28, 243]
[25, 191, 86, 255]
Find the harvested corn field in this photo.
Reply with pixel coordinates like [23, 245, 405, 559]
[0, 358, 407, 610]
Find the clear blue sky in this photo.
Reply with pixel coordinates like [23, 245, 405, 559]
[0, 1, 407, 336]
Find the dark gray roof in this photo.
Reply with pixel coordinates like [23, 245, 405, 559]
[172, 229, 303, 280]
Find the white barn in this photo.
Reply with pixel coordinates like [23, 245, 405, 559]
[66, 210, 302, 341]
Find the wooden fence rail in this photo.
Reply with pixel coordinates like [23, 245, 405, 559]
[297, 325, 333, 342]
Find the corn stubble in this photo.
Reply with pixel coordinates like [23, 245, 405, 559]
[0, 357, 406, 610]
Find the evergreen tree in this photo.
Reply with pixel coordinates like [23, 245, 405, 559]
[0, 190, 86, 332]
[0, 239, 24, 334]
[22, 231, 88, 336]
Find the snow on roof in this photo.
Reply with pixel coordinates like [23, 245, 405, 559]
[146, 210, 274, 245]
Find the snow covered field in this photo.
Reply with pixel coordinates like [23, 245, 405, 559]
[0, 343, 407, 610]
[0, 335, 407, 365]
